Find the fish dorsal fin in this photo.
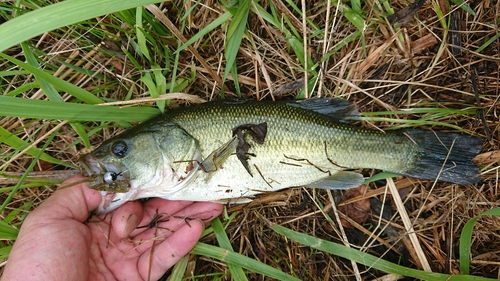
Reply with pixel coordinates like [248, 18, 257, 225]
[307, 170, 364, 190]
[288, 98, 359, 121]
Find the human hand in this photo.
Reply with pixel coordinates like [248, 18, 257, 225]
[2, 175, 223, 281]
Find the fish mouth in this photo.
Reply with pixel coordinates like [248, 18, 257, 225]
[79, 154, 104, 176]
[79, 153, 130, 215]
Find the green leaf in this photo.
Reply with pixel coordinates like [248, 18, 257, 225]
[223, 0, 250, 83]
[175, 11, 232, 54]
[0, 246, 13, 259]
[343, 7, 364, 31]
[0, 96, 160, 122]
[136, 7, 151, 61]
[272, 223, 497, 281]
[0, 52, 102, 105]
[0, 0, 164, 53]
[450, 0, 476, 16]
[0, 220, 19, 240]
[0, 126, 70, 167]
[460, 208, 500, 274]
[192, 243, 301, 281]
[364, 172, 400, 184]
[211, 218, 248, 280]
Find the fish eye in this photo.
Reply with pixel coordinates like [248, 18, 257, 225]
[111, 141, 128, 158]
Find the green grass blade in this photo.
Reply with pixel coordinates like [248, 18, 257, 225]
[0, 126, 70, 167]
[272, 223, 497, 281]
[169, 255, 189, 281]
[191, 242, 301, 281]
[0, 220, 19, 240]
[223, 0, 250, 84]
[135, 7, 151, 61]
[0, 96, 160, 122]
[450, 0, 476, 16]
[211, 218, 248, 280]
[0, 130, 57, 217]
[459, 208, 500, 274]
[21, 42, 62, 102]
[176, 11, 232, 54]
[0, 0, 164, 53]
[364, 172, 400, 184]
[0, 246, 13, 259]
[0, 52, 102, 104]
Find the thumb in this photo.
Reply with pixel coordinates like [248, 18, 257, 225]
[29, 174, 103, 223]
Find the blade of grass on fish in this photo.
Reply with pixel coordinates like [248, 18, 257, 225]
[459, 208, 500, 275]
[0, 0, 165, 53]
[270, 222, 497, 281]
[0, 96, 160, 122]
[0, 126, 71, 167]
[192, 242, 301, 281]
[211, 217, 248, 280]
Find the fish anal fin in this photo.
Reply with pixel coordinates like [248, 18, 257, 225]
[307, 171, 364, 190]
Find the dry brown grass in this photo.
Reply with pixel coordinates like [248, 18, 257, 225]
[1, 0, 499, 280]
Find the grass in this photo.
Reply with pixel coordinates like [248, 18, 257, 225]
[0, 0, 499, 280]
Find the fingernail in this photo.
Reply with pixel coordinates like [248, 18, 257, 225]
[123, 214, 137, 237]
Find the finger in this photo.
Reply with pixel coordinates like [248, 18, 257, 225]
[29, 174, 102, 222]
[137, 218, 205, 280]
[109, 201, 143, 238]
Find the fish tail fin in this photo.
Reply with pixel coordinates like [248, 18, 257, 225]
[401, 129, 482, 184]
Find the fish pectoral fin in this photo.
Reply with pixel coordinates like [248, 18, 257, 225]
[200, 136, 239, 172]
[307, 171, 364, 190]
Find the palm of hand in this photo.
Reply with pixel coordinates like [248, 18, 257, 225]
[2, 176, 223, 281]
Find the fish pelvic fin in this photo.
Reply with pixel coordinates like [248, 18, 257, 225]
[401, 129, 482, 184]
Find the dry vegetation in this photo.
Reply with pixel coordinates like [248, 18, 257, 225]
[1, 0, 499, 280]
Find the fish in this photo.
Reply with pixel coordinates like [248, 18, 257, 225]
[80, 98, 483, 214]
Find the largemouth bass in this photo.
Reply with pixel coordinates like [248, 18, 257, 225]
[80, 98, 482, 214]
